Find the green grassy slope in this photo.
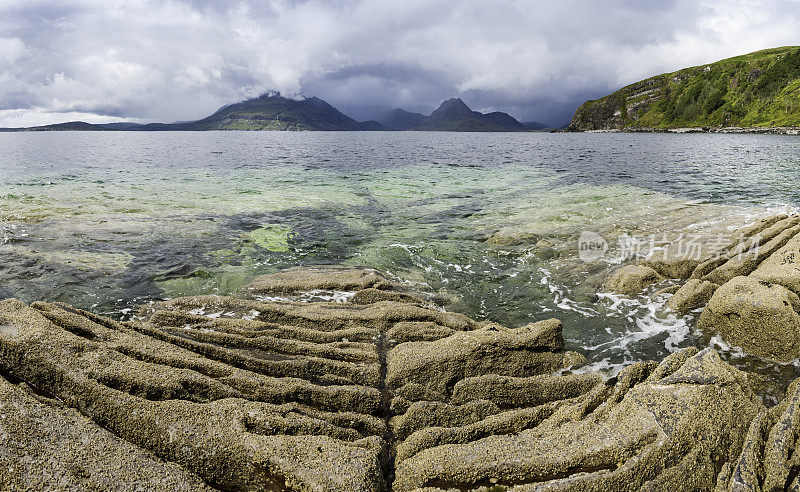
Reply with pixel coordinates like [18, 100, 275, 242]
[569, 46, 800, 130]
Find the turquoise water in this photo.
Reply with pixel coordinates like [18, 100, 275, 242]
[2, 131, 800, 385]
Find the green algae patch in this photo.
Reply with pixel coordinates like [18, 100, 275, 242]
[247, 225, 295, 252]
[157, 266, 253, 298]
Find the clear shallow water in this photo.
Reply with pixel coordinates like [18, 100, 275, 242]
[3, 131, 800, 389]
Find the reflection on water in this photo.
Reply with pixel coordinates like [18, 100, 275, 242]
[2, 131, 800, 387]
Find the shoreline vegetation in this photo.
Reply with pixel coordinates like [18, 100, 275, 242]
[573, 125, 800, 134]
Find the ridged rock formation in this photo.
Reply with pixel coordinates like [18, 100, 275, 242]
[0, 265, 799, 490]
[606, 214, 800, 362]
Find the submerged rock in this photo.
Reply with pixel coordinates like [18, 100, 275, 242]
[245, 265, 395, 294]
[0, 265, 798, 490]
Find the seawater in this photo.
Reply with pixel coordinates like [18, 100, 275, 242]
[2, 130, 800, 391]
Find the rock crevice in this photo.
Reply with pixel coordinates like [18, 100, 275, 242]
[0, 265, 796, 491]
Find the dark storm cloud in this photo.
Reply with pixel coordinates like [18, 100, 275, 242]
[1, 0, 799, 127]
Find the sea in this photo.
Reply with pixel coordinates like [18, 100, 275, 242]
[3, 130, 800, 398]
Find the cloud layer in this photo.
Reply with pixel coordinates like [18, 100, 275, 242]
[1, 0, 799, 127]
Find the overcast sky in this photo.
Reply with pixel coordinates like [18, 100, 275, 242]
[1, 0, 799, 128]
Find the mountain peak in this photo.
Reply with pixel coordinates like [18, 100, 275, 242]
[434, 98, 472, 114]
[413, 97, 527, 132]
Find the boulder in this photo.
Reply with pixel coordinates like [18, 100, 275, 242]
[699, 276, 800, 361]
[605, 265, 664, 295]
[667, 278, 718, 314]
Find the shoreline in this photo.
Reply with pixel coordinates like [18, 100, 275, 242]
[567, 125, 800, 135]
[0, 263, 797, 490]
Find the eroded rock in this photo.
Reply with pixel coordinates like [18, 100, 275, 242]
[667, 278, 718, 314]
[605, 214, 800, 363]
[0, 264, 798, 491]
[0, 375, 212, 491]
[605, 264, 664, 295]
[392, 348, 763, 491]
[387, 319, 586, 400]
[699, 276, 800, 362]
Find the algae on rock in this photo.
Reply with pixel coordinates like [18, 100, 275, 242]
[0, 264, 798, 490]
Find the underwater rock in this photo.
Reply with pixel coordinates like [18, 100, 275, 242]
[605, 264, 664, 295]
[0, 264, 798, 490]
[244, 265, 395, 294]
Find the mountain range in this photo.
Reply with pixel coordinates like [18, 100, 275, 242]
[568, 46, 800, 130]
[5, 45, 800, 133]
[1, 94, 544, 132]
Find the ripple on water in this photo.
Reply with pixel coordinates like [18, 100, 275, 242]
[2, 132, 800, 390]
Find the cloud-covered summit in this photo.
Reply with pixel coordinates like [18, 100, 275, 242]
[1, 0, 799, 128]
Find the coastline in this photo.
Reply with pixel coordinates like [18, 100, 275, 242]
[0, 262, 798, 490]
[565, 126, 800, 135]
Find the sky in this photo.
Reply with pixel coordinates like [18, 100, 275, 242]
[0, 0, 799, 128]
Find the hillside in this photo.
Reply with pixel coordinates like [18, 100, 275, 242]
[568, 46, 800, 131]
[0, 94, 535, 132]
[0, 93, 384, 132]
[378, 108, 426, 130]
[522, 121, 551, 130]
[176, 93, 383, 131]
[413, 98, 528, 131]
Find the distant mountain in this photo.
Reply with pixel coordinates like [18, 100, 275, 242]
[378, 108, 426, 130]
[412, 98, 528, 131]
[175, 93, 384, 131]
[0, 121, 113, 132]
[0, 93, 534, 132]
[569, 46, 800, 130]
[0, 93, 385, 132]
[522, 121, 551, 130]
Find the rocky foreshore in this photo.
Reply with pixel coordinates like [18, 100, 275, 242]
[606, 213, 800, 362]
[1, 264, 800, 490]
